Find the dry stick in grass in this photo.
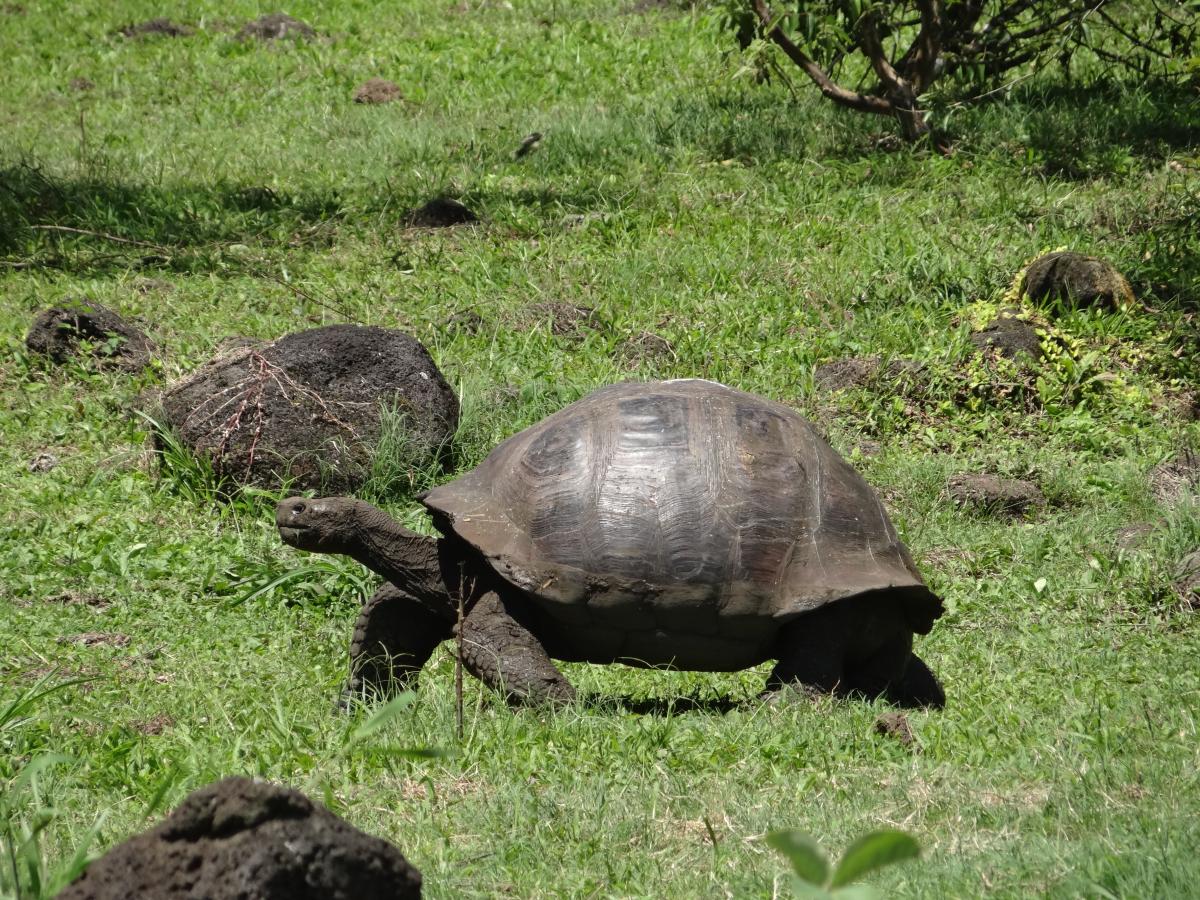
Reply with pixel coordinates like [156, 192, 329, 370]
[28, 224, 172, 252]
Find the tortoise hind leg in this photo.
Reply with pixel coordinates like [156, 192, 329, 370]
[344, 583, 454, 705]
[763, 617, 846, 698]
[460, 591, 575, 706]
[844, 633, 945, 709]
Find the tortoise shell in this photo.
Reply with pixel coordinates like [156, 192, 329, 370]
[422, 379, 939, 667]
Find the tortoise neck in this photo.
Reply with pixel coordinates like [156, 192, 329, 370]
[349, 505, 452, 610]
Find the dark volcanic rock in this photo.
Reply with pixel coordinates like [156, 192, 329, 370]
[947, 473, 1045, 516]
[814, 356, 924, 393]
[157, 325, 458, 492]
[1150, 449, 1200, 506]
[1023, 251, 1134, 310]
[26, 300, 152, 370]
[353, 78, 403, 104]
[238, 12, 316, 41]
[404, 197, 478, 228]
[55, 777, 421, 900]
[969, 308, 1042, 362]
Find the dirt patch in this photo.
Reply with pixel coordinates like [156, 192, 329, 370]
[404, 196, 478, 227]
[69, 77, 95, 91]
[619, 330, 676, 368]
[445, 308, 486, 335]
[969, 308, 1042, 362]
[353, 78, 403, 104]
[25, 300, 153, 371]
[134, 277, 174, 294]
[28, 451, 59, 473]
[1173, 550, 1200, 610]
[947, 473, 1045, 517]
[518, 300, 601, 338]
[1114, 523, 1156, 551]
[56, 777, 422, 900]
[1023, 251, 1134, 311]
[117, 19, 193, 38]
[814, 356, 925, 393]
[1150, 449, 1200, 505]
[133, 713, 175, 735]
[873, 711, 915, 748]
[237, 12, 316, 41]
[155, 325, 459, 492]
[59, 632, 131, 648]
[3, 2, 26, 13]
[44, 590, 110, 610]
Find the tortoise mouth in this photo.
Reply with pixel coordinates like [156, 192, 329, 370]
[277, 525, 306, 547]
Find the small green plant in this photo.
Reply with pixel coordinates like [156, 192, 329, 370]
[767, 828, 920, 898]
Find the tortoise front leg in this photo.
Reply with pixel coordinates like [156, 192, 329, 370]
[460, 591, 575, 706]
[343, 583, 455, 705]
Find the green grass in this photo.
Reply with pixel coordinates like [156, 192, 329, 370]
[2, 1, 1200, 897]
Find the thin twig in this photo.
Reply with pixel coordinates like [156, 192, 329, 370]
[28, 224, 171, 252]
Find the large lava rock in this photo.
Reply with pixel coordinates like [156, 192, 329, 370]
[26, 300, 153, 371]
[157, 325, 458, 491]
[1023, 251, 1134, 310]
[56, 777, 421, 899]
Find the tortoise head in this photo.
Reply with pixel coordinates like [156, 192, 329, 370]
[276, 496, 361, 554]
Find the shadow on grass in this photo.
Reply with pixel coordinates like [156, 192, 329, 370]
[1016, 79, 1200, 178]
[0, 161, 344, 266]
[581, 692, 747, 716]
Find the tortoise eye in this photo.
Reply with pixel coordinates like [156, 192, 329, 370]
[291, 501, 307, 515]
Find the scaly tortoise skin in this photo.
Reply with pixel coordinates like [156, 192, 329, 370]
[277, 379, 945, 708]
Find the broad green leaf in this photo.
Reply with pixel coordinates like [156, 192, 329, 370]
[830, 830, 920, 888]
[767, 829, 830, 886]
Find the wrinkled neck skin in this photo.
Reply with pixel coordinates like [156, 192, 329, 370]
[347, 503, 455, 613]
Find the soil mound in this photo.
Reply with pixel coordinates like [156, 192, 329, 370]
[55, 777, 422, 899]
[1023, 251, 1134, 310]
[353, 78, 403, 104]
[969, 308, 1042, 362]
[26, 300, 153, 371]
[238, 12, 315, 41]
[947, 473, 1044, 516]
[156, 325, 458, 492]
[404, 197, 478, 227]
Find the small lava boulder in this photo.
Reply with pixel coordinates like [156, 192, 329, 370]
[26, 300, 152, 371]
[156, 325, 458, 492]
[969, 308, 1042, 362]
[1023, 251, 1134, 310]
[55, 777, 421, 900]
[947, 473, 1045, 516]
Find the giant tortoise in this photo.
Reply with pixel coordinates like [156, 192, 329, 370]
[277, 379, 945, 707]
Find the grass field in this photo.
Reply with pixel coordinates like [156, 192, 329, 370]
[3, 1, 1200, 897]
